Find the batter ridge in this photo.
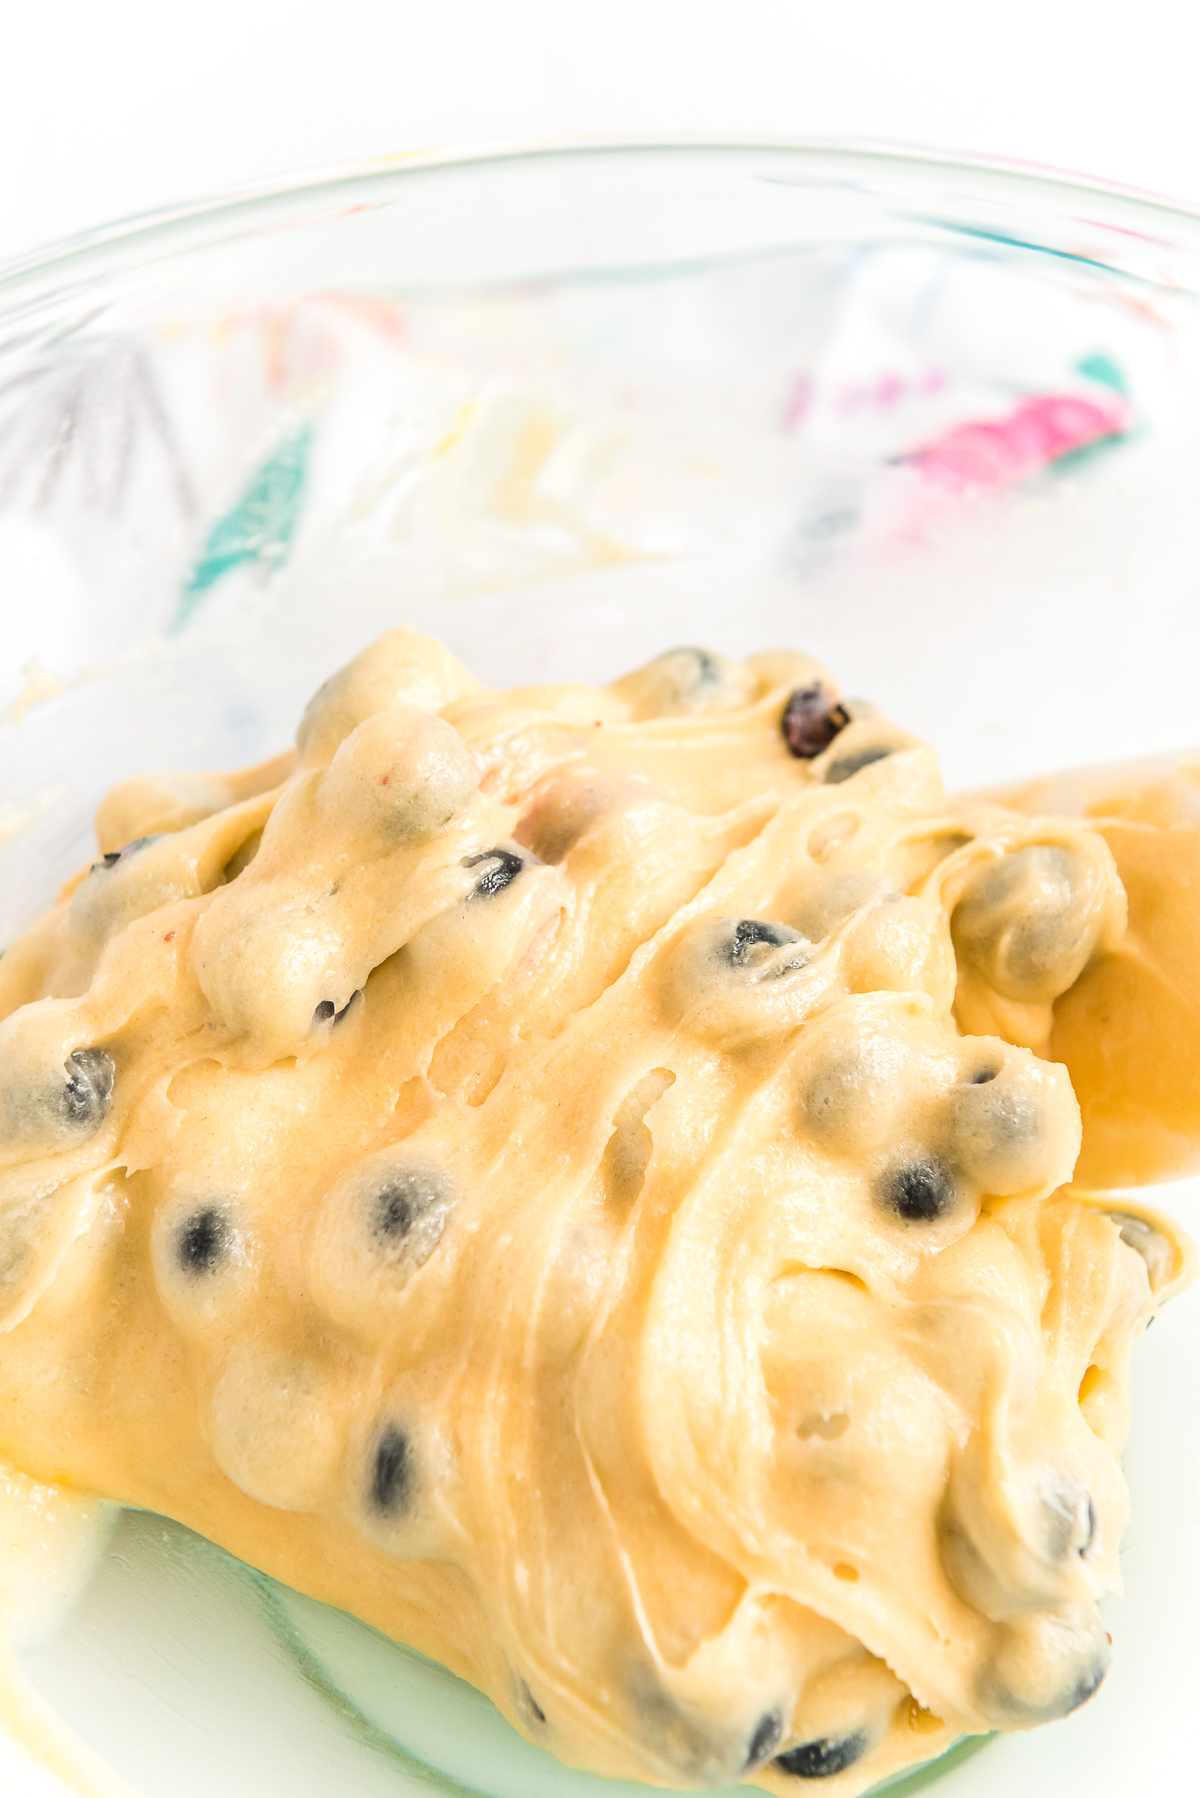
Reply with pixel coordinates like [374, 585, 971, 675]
[0, 629, 1193, 1795]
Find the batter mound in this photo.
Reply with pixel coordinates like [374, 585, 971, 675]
[0, 630, 1193, 1795]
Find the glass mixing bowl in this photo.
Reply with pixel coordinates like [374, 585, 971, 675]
[0, 140, 1198, 1798]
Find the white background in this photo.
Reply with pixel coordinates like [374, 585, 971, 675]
[3, 0, 1200, 260]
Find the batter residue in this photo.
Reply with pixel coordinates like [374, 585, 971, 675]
[0, 630, 1193, 1794]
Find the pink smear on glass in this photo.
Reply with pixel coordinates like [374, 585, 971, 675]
[906, 392, 1131, 492]
[783, 366, 948, 431]
[782, 373, 813, 431]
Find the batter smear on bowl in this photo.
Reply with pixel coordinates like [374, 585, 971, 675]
[0, 628, 1193, 1794]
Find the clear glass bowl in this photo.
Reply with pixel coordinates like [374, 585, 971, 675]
[0, 140, 1198, 1798]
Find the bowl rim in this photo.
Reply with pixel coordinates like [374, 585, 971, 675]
[3, 132, 1200, 307]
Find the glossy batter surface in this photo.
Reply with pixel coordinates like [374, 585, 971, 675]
[0, 630, 1193, 1795]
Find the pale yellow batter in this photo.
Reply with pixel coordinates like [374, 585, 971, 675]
[0, 631, 1193, 1794]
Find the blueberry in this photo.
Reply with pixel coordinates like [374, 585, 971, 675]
[626, 1667, 754, 1782]
[745, 1712, 784, 1770]
[665, 647, 723, 692]
[617, 646, 744, 718]
[93, 835, 157, 873]
[881, 1156, 956, 1221]
[962, 1084, 1038, 1147]
[951, 1074, 1044, 1196]
[314, 992, 361, 1028]
[1108, 1211, 1173, 1289]
[373, 1169, 445, 1243]
[1082, 1497, 1097, 1558]
[370, 1425, 412, 1516]
[1066, 1660, 1107, 1713]
[519, 1681, 546, 1725]
[61, 1048, 114, 1130]
[983, 1610, 1110, 1725]
[177, 1207, 229, 1276]
[775, 1733, 867, 1778]
[1037, 1482, 1095, 1561]
[781, 684, 851, 759]
[357, 1161, 452, 1273]
[725, 918, 803, 967]
[951, 846, 1094, 1003]
[823, 745, 894, 784]
[463, 848, 524, 897]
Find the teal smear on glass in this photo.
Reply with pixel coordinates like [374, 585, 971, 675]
[173, 419, 313, 632]
[1051, 432, 1127, 475]
[249, 1569, 484, 1797]
[913, 218, 1127, 278]
[1054, 356, 1136, 476]
[862, 1733, 995, 1796]
[258, 1553, 996, 1798]
[1076, 352, 1128, 396]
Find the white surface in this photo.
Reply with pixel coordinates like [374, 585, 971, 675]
[4, 0, 1200, 259]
